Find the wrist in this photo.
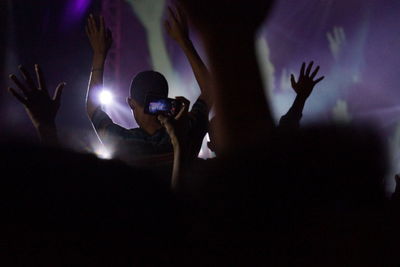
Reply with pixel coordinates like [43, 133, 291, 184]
[171, 138, 181, 151]
[36, 122, 58, 144]
[178, 37, 192, 47]
[92, 53, 106, 67]
[180, 38, 196, 54]
[295, 94, 308, 102]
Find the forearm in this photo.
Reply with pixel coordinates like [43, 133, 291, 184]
[203, 35, 275, 153]
[279, 95, 306, 129]
[179, 38, 212, 106]
[170, 141, 192, 192]
[290, 95, 307, 114]
[171, 144, 189, 192]
[86, 54, 106, 118]
[171, 147, 182, 191]
[36, 122, 59, 146]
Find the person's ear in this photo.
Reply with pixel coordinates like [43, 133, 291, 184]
[127, 97, 135, 110]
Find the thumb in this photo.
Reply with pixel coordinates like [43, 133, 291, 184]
[164, 20, 172, 34]
[290, 74, 296, 89]
[53, 82, 66, 104]
[157, 114, 169, 126]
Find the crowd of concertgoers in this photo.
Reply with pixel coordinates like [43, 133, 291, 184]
[2, 0, 400, 265]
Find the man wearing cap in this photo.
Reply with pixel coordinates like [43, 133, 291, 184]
[85, 14, 210, 164]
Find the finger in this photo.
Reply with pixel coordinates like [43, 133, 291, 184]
[18, 65, 36, 90]
[89, 14, 97, 33]
[310, 66, 320, 79]
[9, 74, 29, 95]
[158, 115, 176, 138]
[87, 17, 93, 34]
[176, 3, 187, 25]
[176, 4, 188, 33]
[174, 97, 190, 120]
[99, 15, 105, 34]
[168, 6, 179, 24]
[8, 87, 28, 106]
[158, 114, 166, 123]
[53, 82, 66, 104]
[175, 96, 190, 112]
[305, 61, 314, 76]
[339, 27, 346, 42]
[327, 32, 334, 43]
[334, 26, 340, 39]
[300, 62, 305, 77]
[290, 74, 296, 88]
[164, 20, 171, 34]
[35, 64, 48, 94]
[314, 76, 325, 85]
[175, 96, 190, 106]
[175, 103, 186, 120]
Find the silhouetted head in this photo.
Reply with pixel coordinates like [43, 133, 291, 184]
[127, 71, 168, 129]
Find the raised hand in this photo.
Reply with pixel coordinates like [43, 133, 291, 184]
[327, 26, 346, 61]
[85, 14, 113, 117]
[165, 5, 189, 45]
[290, 62, 324, 100]
[332, 99, 352, 123]
[8, 65, 65, 128]
[165, 3, 213, 106]
[86, 14, 113, 57]
[126, 0, 165, 31]
[158, 97, 190, 191]
[158, 97, 190, 149]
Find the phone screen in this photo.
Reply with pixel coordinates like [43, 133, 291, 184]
[144, 95, 181, 117]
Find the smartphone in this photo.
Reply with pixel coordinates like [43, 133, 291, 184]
[144, 94, 182, 117]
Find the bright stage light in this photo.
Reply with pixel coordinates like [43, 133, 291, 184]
[99, 90, 113, 105]
[94, 146, 112, 160]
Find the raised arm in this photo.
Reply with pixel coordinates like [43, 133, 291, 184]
[165, 5, 212, 107]
[279, 61, 324, 129]
[85, 14, 113, 118]
[8, 65, 65, 145]
[157, 97, 190, 191]
[175, 0, 275, 154]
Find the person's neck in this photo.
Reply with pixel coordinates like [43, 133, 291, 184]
[140, 117, 163, 135]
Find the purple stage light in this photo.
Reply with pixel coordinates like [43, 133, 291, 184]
[62, 0, 91, 27]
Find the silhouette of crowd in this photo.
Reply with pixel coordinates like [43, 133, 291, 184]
[2, 0, 400, 266]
